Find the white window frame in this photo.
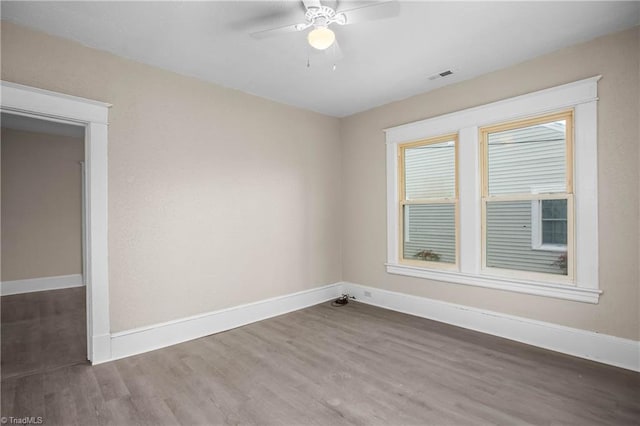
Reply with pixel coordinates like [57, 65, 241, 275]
[385, 76, 601, 304]
[531, 199, 568, 252]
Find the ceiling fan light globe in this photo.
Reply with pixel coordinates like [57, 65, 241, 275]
[308, 27, 335, 50]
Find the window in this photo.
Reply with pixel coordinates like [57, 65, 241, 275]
[385, 77, 601, 303]
[540, 200, 568, 246]
[480, 111, 573, 281]
[398, 135, 458, 269]
[532, 199, 568, 252]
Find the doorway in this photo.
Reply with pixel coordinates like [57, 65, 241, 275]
[1, 113, 88, 377]
[1, 80, 112, 363]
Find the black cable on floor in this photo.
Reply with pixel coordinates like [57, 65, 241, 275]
[331, 294, 351, 307]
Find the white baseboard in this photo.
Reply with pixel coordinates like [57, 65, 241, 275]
[110, 282, 343, 361]
[343, 282, 640, 372]
[90, 333, 112, 365]
[1, 273, 84, 296]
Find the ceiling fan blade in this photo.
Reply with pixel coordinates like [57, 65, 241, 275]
[250, 22, 309, 40]
[302, 0, 322, 10]
[337, 0, 400, 25]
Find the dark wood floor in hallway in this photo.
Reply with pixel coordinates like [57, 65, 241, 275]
[2, 300, 639, 425]
[1, 287, 86, 380]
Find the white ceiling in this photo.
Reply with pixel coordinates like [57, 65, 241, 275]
[1, 1, 638, 117]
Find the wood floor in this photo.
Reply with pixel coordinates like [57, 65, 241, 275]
[2, 299, 639, 425]
[1, 287, 87, 379]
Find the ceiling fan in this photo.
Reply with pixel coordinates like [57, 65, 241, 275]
[250, 0, 400, 51]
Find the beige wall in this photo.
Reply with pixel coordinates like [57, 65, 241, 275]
[1, 128, 83, 281]
[341, 27, 640, 341]
[1, 21, 342, 332]
[2, 20, 638, 341]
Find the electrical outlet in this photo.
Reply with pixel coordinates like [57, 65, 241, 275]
[364, 291, 372, 298]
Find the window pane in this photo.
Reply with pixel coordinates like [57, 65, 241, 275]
[404, 140, 455, 200]
[541, 199, 567, 219]
[541, 199, 567, 245]
[486, 200, 567, 275]
[542, 221, 567, 245]
[403, 203, 455, 264]
[487, 120, 566, 195]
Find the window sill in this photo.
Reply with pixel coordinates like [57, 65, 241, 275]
[385, 263, 601, 304]
[532, 244, 567, 253]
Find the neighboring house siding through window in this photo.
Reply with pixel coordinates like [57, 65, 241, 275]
[399, 135, 458, 269]
[403, 140, 456, 264]
[483, 119, 569, 276]
[486, 201, 563, 274]
[404, 204, 456, 264]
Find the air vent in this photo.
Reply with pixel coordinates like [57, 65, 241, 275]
[428, 70, 454, 81]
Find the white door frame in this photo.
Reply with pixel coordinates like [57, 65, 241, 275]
[1, 81, 112, 363]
